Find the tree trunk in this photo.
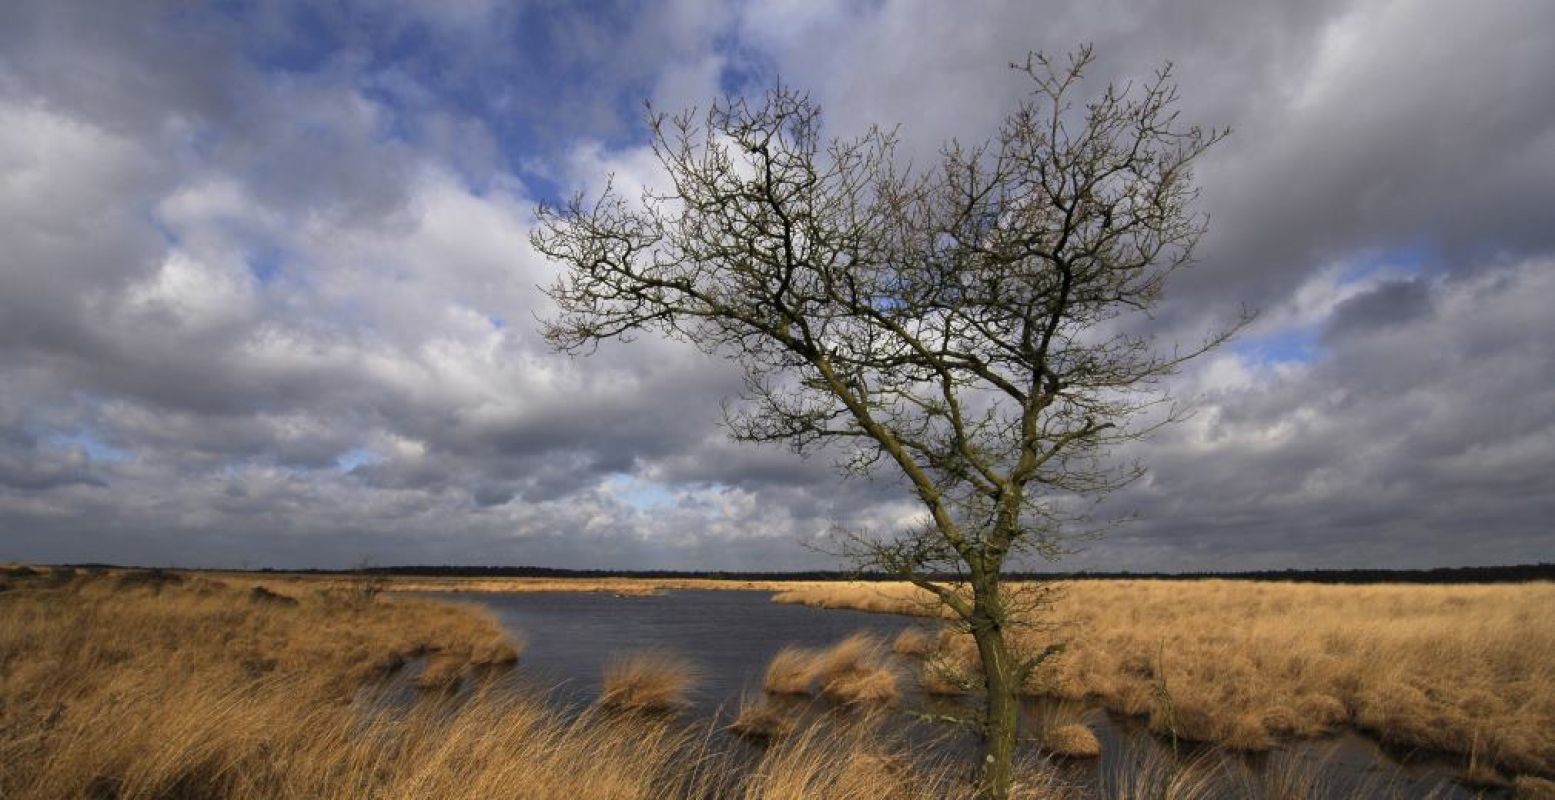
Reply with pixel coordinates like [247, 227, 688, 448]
[972, 597, 1019, 799]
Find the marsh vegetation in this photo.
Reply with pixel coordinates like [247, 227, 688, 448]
[3, 565, 1550, 798]
[0, 567, 978, 799]
[774, 579, 1555, 784]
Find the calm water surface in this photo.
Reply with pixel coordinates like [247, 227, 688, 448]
[444, 589, 911, 712]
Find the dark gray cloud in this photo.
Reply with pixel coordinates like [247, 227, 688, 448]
[1086, 260, 1555, 570]
[0, 0, 1551, 570]
[1322, 279, 1433, 344]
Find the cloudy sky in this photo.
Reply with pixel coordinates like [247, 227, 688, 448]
[1, 0, 1552, 571]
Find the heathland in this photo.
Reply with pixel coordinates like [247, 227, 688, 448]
[0, 565, 980, 799]
[4, 564, 1554, 798]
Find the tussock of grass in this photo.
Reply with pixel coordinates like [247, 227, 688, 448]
[763, 645, 820, 695]
[1042, 723, 1101, 758]
[729, 698, 799, 740]
[813, 633, 883, 682]
[758, 634, 901, 706]
[822, 668, 899, 706]
[1149, 702, 1274, 752]
[600, 650, 700, 712]
[813, 633, 899, 706]
[892, 628, 935, 657]
[1032, 701, 1101, 759]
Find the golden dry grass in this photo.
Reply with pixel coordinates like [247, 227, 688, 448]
[892, 627, 936, 657]
[600, 650, 701, 712]
[0, 567, 987, 800]
[813, 632, 884, 683]
[1032, 702, 1102, 759]
[773, 581, 951, 616]
[812, 633, 900, 706]
[729, 697, 800, 740]
[772, 579, 1555, 779]
[757, 635, 900, 707]
[1042, 724, 1102, 759]
[764, 645, 821, 694]
[0, 566, 1487, 798]
[0, 568, 520, 703]
[823, 668, 900, 706]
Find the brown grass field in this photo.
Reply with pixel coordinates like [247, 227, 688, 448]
[0, 566, 986, 799]
[773, 579, 1555, 782]
[5, 565, 1554, 797]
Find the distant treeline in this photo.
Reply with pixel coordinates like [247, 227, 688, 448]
[239, 563, 1555, 584]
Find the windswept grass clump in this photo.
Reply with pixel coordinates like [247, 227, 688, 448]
[764, 645, 821, 694]
[757, 634, 900, 707]
[1042, 724, 1101, 759]
[814, 633, 883, 682]
[600, 650, 700, 712]
[892, 627, 936, 657]
[823, 668, 900, 706]
[813, 633, 899, 706]
[1032, 702, 1102, 759]
[248, 585, 299, 606]
[729, 697, 800, 740]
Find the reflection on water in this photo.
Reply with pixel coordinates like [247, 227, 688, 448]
[440, 589, 1497, 799]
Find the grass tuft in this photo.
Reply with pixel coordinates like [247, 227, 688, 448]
[729, 697, 799, 740]
[763, 645, 820, 695]
[812, 633, 899, 706]
[1042, 723, 1102, 758]
[892, 627, 936, 657]
[599, 650, 700, 712]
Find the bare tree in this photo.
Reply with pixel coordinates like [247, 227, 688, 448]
[533, 47, 1237, 798]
